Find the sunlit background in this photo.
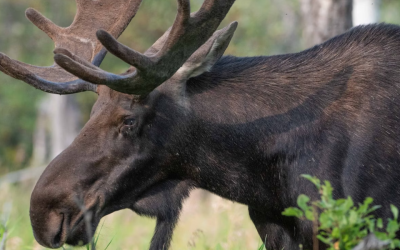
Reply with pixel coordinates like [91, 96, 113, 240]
[0, 0, 399, 249]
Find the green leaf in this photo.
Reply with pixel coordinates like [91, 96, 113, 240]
[322, 181, 333, 200]
[342, 197, 354, 212]
[335, 199, 346, 206]
[387, 220, 399, 236]
[301, 175, 321, 189]
[366, 218, 376, 232]
[364, 197, 373, 206]
[305, 210, 315, 221]
[316, 235, 331, 244]
[297, 194, 311, 212]
[374, 231, 388, 240]
[282, 207, 304, 218]
[349, 210, 358, 225]
[391, 238, 400, 247]
[366, 205, 381, 214]
[332, 227, 340, 238]
[319, 212, 332, 229]
[377, 218, 383, 229]
[391, 204, 399, 220]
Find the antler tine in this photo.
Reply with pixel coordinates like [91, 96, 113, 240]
[25, 8, 61, 40]
[60, 0, 236, 95]
[54, 52, 154, 96]
[154, 0, 236, 58]
[54, 54, 112, 86]
[53, 48, 104, 71]
[0, 0, 144, 95]
[95, 30, 153, 72]
[0, 53, 96, 94]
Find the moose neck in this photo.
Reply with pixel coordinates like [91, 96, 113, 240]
[177, 51, 353, 208]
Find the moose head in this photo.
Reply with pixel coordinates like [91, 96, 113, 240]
[0, 0, 237, 248]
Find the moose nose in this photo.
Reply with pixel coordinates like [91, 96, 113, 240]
[30, 210, 67, 248]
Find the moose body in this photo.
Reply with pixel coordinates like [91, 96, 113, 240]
[130, 24, 400, 249]
[2, 0, 400, 249]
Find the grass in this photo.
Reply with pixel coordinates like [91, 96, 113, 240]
[0, 201, 11, 250]
[0, 180, 261, 250]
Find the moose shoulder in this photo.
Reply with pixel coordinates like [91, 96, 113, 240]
[1, 0, 400, 249]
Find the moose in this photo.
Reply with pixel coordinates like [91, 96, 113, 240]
[2, 0, 400, 249]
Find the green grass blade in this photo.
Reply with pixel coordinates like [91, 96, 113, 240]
[94, 220, 106, 246]
[103, 238, 114, 250]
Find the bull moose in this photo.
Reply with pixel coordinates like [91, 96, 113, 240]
[1, 0, 400, 249]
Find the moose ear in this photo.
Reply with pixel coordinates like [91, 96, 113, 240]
[175, 21, 238, 80]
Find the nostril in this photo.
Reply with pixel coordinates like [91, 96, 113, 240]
[52, 214, 64, 248]
[31, 209, 69, 248]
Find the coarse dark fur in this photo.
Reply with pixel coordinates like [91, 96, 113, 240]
[30, 23, 400, 250]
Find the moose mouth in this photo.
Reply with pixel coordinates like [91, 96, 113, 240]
[36, 179, 169, 248]
[65, 202, 102, 247]
[62, 183, 167, 247]
[44, 200, 102, 248]
[45, 214, 93, 248]
[65, 216, 100, 246]
[50, 214, 67, 248]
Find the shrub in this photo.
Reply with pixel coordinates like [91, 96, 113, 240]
[282, 175, 400, 250]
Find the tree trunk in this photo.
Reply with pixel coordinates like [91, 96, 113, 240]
[49, 95, 80, 158]
[32, 100, 49, 166]
[353, 0, 380, 26]
[300, 0, 353, 48]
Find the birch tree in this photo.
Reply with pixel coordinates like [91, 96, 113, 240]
[300, 0, 353, 48]
[353, 0, 380, 26]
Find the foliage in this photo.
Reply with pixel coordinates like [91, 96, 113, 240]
[282, 175, 400, 250]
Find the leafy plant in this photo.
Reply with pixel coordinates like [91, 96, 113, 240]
[282, 175, 400, 250]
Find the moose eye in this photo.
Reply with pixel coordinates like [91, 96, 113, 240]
[121, 118, 138, 137]
[123, 118, 136, 126]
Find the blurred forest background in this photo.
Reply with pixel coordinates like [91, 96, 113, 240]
[0, 0, 400, 249]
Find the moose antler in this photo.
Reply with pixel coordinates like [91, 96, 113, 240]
[0, 0, 143, 94]
[54, 0, 236, 96]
